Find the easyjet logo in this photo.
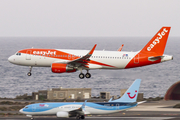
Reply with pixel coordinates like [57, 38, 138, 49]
[127, 90, 137, 99]
[147, 28, 168, 51]
[33, 51, 56, 55]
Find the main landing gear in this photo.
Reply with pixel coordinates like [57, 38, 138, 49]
[79, 70, 91, 79]
[76, 114, 85, 120]
[27, 66, 32, 76]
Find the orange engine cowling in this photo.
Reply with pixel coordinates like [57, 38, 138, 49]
[51, 63, 76, 73]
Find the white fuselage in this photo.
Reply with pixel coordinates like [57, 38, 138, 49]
[8, 49, 138, 69]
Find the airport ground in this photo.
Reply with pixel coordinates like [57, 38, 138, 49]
[0, 100, 180, 120]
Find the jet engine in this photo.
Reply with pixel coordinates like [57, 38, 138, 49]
[51, 63, 76, 73]
[56, 111, 69, 118]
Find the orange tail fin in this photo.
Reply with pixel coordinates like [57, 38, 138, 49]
[140, 27, 171, 55]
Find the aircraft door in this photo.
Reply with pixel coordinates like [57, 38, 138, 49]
[68, 55, 71, 59]
[26, 50, 31, 60]
[32, 105, 36, 112]
[134, 54, 139, 64]
[116, 104, 119, 110]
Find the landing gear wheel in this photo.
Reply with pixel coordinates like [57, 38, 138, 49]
[81, 115, 85, 119]
[79, 73, 85, 79]
[27, 72, 32, 76]
[85, 73, 91, 78]
[31, 118, 34, 120]
[27, 66, 33, 76]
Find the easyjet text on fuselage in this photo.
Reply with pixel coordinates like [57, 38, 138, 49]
[33, 51, 56, 55]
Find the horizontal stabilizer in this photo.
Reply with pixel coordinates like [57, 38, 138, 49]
[137, 101, 146, 105]
[148, 56, 164, 61]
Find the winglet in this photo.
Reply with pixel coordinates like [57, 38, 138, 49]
[89, 44, 97, 55]
[108, 97, 113, 102]
[80, 100, 87, 110]
[117, 44, 124, 51]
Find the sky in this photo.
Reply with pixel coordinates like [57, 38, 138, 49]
[0, 0, 180, 37]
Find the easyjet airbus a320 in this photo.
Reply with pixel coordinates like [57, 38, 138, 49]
[8, 27, 173, 79]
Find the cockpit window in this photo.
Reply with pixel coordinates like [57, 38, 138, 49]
[25, 106, 28, 109]
[16, 53, 21, 56]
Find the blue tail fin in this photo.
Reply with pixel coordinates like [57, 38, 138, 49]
[110, 79, 141, 103]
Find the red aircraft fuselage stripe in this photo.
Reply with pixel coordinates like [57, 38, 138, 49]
[125, 52, 161, 69]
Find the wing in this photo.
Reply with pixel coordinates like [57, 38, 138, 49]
[67, 44, 97, 68]
[69, 100, 87, 116]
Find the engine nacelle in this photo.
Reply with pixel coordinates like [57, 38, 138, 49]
[56, 111, 69, 118]
[51, 63, 76, 73]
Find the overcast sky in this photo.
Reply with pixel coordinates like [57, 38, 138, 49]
[0, 0, 180, 37]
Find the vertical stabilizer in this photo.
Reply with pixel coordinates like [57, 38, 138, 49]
[140, 27, 171, 55]
[110, 79, 141, 103]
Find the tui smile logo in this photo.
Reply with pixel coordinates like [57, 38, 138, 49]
[127, 90, 137, 99]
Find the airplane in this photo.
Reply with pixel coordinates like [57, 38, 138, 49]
[8, 27, 173, 79]
[19, 79, 143, 120]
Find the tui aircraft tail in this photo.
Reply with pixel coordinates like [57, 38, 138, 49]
[140, 27, 171, 56]
[110, 79, 141, 103]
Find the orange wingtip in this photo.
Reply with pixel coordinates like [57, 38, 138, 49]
[89, 44, 97, 55]
[117, 44, 124, 51]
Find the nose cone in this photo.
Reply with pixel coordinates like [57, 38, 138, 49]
[19, 109, 23, 113]
[8, 55, 14, 63]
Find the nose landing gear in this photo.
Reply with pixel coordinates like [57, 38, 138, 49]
[27, 66, 32, 76]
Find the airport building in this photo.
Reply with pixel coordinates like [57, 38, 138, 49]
[32, 87, 144, 101]
[32, 87, 91, 100]
[164, 81, 180, 100]
[100, 92, 110, 99]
